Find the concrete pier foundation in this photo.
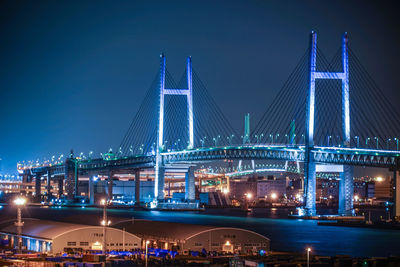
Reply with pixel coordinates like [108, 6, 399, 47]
[338, 165, 354, 216]
[108, 170, 113, 201]
[135, 169, 141, 206]
[185, 167, 195, 201]
[156, 166, 165, 201]
[35, 174, 41, 203]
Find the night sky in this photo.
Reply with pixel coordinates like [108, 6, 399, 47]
[1, 0, 399, 173]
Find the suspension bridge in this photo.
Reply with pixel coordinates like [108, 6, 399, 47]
[18, 32, 400, 218]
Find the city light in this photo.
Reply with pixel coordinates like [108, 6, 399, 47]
[101, 220, 111, 226]
[354, 195, 359, 201]
[14, 197, 27, 206]
[271, 193, 277, 200]
[246, 193, 252, 200]
[376, 177, 384, 182]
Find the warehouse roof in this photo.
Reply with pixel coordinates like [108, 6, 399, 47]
[114, 219, 269, 242]
[0, 219, 108, 241]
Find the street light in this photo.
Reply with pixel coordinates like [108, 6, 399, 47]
[145, 240, 150, 267]
[139, 144, 144, 155]
[374, 137, 379, 149]
[255, 134, 264, 144]
[246, 193, 252, 200]
[14, 196, 27, 254]
[366, 137, 371, 147]
[213, 135, 220, 147]
[395, 138, 399, 151]
[306, 247, 311, 267]
[327, 135, 332, 147]
[100, 199, 111, 254]
[354, 136, 359, 148]
[227, 134, 235, 145]
[386, 138, 391, 150]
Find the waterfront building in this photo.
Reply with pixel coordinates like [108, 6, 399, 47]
[256, 177, 288, 200]
[0, 219, 141, 254]
[316, 179, 339, 202]
[115, 220, 270, 254]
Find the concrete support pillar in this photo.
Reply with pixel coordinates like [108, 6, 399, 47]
[64, 159, 76, 200]
[338, 165, 354, 216]
[46, 171, 52, 201]
[394, 170, 400, 221]
[21, 174, 29, 194]
[108, 170, 113, 201]
[58, 177, 64, 198]
[156, 166, 165, 201]
[304, 157, 316, 216]
[35, 174, 41, 203]
[185, 167, 195, 201]
[89, 175, 95, 205]
[135, 169, 141, 206]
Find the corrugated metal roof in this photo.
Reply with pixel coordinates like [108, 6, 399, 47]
[114, 219, 269, 242]
[0, 219, 101, 240]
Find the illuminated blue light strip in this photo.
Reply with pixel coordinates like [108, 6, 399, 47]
[342, 33, 350, 145]
[187, 56, 194, 149]
[164, 89, 190, 95]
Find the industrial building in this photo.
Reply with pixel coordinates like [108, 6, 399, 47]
[115, 220, 270, 254]
[0, 218, 270, 255]
[0, 219, 141, 254]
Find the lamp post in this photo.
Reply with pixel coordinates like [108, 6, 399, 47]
[306, 247, 311, 267]
[139, 144, 144, 155]
[301, 134, 305, 145]
[227, 134, 234, 145]
[100, 199, 111, 255]
[395, 138, 399, 151]
[386, 138, 391, 150]
[327, 135, 332, 147]
[145, 240, 150, 267]
[200, 137, 206, 148]
[354, 136, 359, 148]
[366, 137, 370, 148]
[255, 134, 264, 144]
[269, 134, 273, 144]
[374, 137, 379, 149]
[213, 135, 220, 147]
[14, 197, 26, 254]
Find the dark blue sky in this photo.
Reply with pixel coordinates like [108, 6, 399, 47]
[1, 0, 399, 172]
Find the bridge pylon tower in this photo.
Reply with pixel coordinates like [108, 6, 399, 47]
[238, 113, 255, 172]
[154, 54, 194, 201]
[304, 31, 353, 216]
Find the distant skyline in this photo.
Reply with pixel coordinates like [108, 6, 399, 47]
[1, 0, 400, 172]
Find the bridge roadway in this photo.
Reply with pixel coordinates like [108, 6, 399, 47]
[19, 144, 400, 217]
